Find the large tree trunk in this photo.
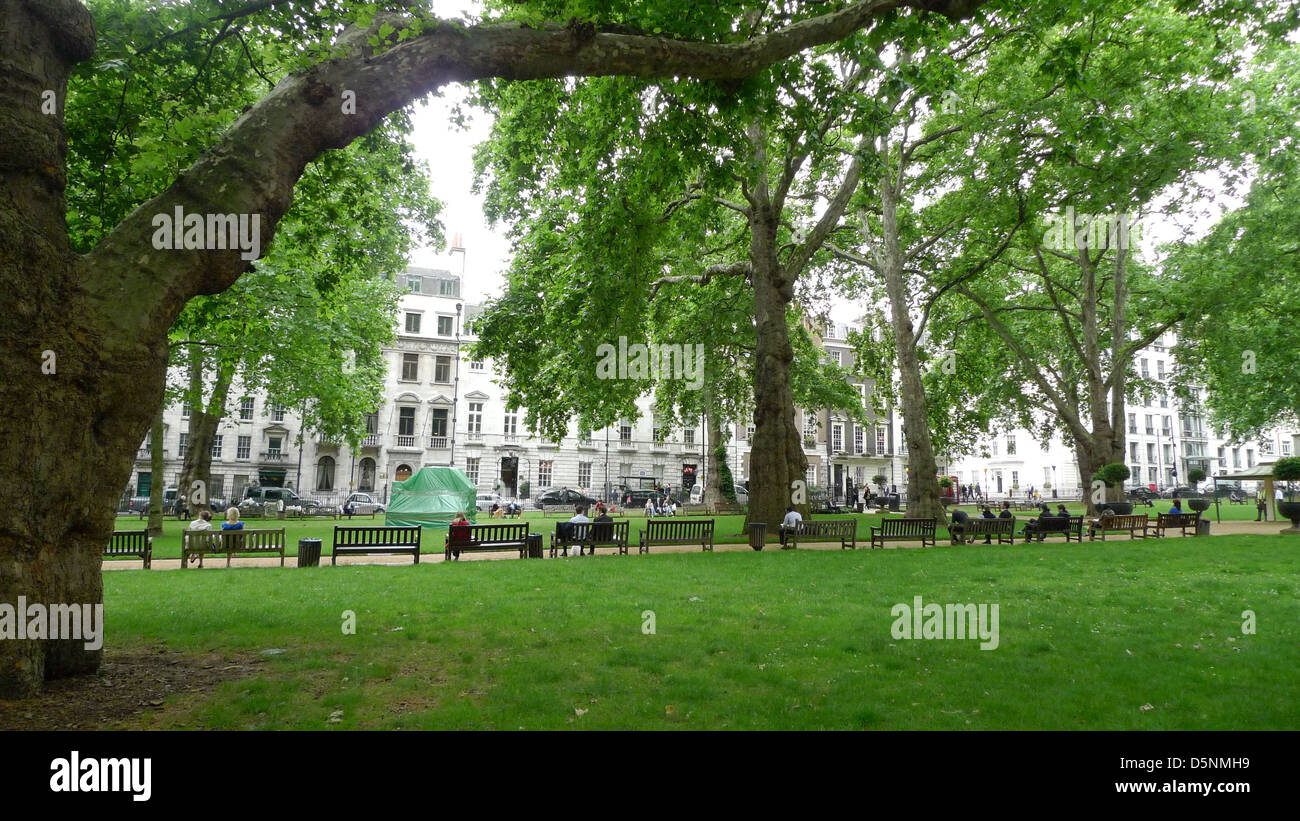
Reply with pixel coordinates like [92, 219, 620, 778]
[0, 0, 141, 697]
[704, 404, 727, 506]
[879, 182, 946, 523]
[748, 206, 807, 530]
[147, 409, 165, 536]
[178, 359, 234, 515]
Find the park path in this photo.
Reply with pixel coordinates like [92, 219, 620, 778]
[100, 517, 1284, 572]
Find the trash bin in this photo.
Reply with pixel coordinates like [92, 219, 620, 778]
[527, 533, 543, 559]
[298, 538, 322, 568]
[888, 494, 901, 512]
[748, 522, 767, 551]
[1196, 518, 1211, 536]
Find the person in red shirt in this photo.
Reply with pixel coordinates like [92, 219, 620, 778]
[447, 511, 471, 560]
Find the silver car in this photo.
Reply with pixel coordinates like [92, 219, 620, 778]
[344, 492, 385, 514]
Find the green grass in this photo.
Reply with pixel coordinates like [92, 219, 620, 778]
[103, 533, 1300, 729]
[109, 500, 1268, 561]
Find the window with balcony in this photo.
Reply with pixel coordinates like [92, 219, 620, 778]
[683, 429, 694, 445]
[1145, 415, 1154, 435]
[619, 421, 632, 443]
[240, 397, 254, 420]
[1140, 358, 1149, 378]
[434, 355, 451, 384]
[401, 353, 419, 382]
[1147, 444, 1156, 463]
[405, 312, 422, 334]
[1128, 412, 1137, 434]
[430, 409, 448, 447]
[503, 413, 518, 440]
[266, 435, 282, 459]
[468, 402, 483, 438]
[398, 407, 416, 444]
[802, 414, 817, 445]
[237, 435, 251, 460]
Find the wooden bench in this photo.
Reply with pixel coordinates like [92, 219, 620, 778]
[332, 526, 422, 564]
[786, 519, 857, 550]
[182, 529, 286, 568]
[870, 517, 937, 548]
[445, 523, 529, 561]
[1018, 515, 1085, 543]
[1151, 511, 1201, 537]
[549, 521, 631, 557]
[951, 517, 1015, 545]
[638, 519, 715, 553]
[1088, 514, 1150, 541]
[105, 530, 152, 568]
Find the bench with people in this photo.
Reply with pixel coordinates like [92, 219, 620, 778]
[551, 503, 628, 556]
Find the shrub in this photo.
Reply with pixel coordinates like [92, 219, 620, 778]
[1273, 457, 1300, 501]
[715, 444, 736, 503]
[1092, 463, 1131, 488]
[1188, 468, 1207, 485]
[519, 481, 530, 500]
[938, 476, 953, 489]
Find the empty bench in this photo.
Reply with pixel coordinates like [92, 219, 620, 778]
[446, 523, 529, 561]
[638, 519, 715, 553]
[105, 530, 153, 569]
[1088, 514, 1150, 541]
[1018, 515, 1085, 543]
[1151, 511, 1201, 538]
[182, 529, 286, 568]
[332, 526, 422, 565]
[550, 521, 631, 557]
[870, 518, 937, 548]
[951, 517, 1015, 545]
[787, 519, 857, 550]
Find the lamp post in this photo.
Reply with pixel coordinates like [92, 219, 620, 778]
[449, 302, 462, 467]
[1051, 464, 1057, 498]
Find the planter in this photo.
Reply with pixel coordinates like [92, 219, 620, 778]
[1278, 501, 1300, 534]
[1186, 498, 1211, 513]
[940, 497, 956, 507]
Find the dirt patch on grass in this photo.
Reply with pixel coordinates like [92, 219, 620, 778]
[0, 646, 264, 730]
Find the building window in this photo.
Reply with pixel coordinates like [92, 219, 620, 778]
[803, 414, 817, 443]
[359, 457, 376, 491]
[437, 277, 458, 297]
[683, 429, 694, 445]
[990, 439, 998, 457]
[653, 425, 667, 444]
[431, 408, 448, 438]
[746, 423, 755, 440]
[316, 456, 335, 491]
[240, 397, 254, 420]
[395, 463, 413, 481]
[1283, 441, 1292, 456]
[1163, 444, 1173, 465]
[468, 402, 483, 434]
[237, 435, 251, 460]
[619, 421, 632, 443]
[1148, 467, 1157, 484]
[1157, 360, 1165, 379]
[405, 275, 422, 293]
[1140, 358, 1149, 378]
[1128, 412, 1137, 433]
[211, 435, 223, 459]
[267, 436, 282, 458]
[1005, 435, 1016, 455]
[1261, 440, 1275, 455]
[504, 413, 517, 438]
[652, 463, 665, 482]
[832, 424, 843, 451]
[578, 462, 592, 488]
[271, 404, 285, 422]
[437, 315, 454, 336]
[405, 312, 422, 334]
[401, 353, 419, 381]
[179, 433, 189, 459]
[398, 407, 416, 437]
[539, 460, 553, 487]
[876, 427, 888, 456]
[1247, 449, 1256, 468]
[470, 359, 484, 371]
[465, 457, 480, 484]
[1147, 443, 1156, 463]
[1145, 415, 1154, 435]
[434, 355, 452, 384]
[854, 427, 865, 454]
[806, 465, 817, 486]
[182, 402, 191, 418]
[1130, 442, 1140, 462]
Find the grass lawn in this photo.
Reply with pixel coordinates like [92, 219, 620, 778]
[109, 500, 1269, 561]
[102, 533, 1300, 729]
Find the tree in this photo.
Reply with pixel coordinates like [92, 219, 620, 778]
[0, 0, 990, 696]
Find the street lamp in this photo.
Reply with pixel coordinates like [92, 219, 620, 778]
[449, 302, 462, 467]
[1051, 464, 1057, 498]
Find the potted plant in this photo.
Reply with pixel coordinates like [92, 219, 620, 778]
[1092, 463, 1133, 514]
[937, 475, 956, 506]
[1273, 457, 1300, 533]
[872, 474, 888, 507]
[1185, 468, 1211, 513]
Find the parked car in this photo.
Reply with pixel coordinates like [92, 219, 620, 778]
[1126, 487, 1158, 502]
[535, 488, 598, 508]
[733, 482, 749, 505]
[343, 492, 384, 514]
[241, 486, 319, 509]
[1161, 486, 1195, 499]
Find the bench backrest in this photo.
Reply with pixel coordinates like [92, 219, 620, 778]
[555, 521, 629, 543]
[334, 526, 421, 547]
[450, 523, 529, 545]
[1158, 512, 1199, 525]
[966, 517, 1014, 532]
[644, 519, 715, 540]
[799, 520, 856, 537]
[1098, 514, 1149, 529]
[183, 529, 286, 551]
[880, 518, 937, 536]
[107, 531, 149, 553]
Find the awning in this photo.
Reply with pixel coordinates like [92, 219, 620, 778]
[1213, 462, 1280, 481]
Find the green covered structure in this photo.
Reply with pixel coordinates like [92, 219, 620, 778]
[384, 467, 478, 529]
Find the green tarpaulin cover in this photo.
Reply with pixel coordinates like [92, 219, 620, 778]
[385, 467, 478, 529]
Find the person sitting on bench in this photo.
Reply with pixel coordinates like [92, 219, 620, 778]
[448, 511, 470, 560]
[1169, 499, 1184, 515]
[779, 506, 802, 547]
[1022, 503, 1051, 541]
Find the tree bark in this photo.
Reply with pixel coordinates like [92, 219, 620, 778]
[178, 359, 234, 515]
[147, 409, 165, 536]
[0, 0, 987, 696]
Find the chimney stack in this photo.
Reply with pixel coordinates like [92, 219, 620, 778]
[450, 232, 466, 277]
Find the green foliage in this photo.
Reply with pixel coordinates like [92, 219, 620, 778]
[715, 444, 736, 503]
[1273, 458, 1300, 484]
[1092, 463, 1131, 488]
[1188, 468, 1207, 485]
